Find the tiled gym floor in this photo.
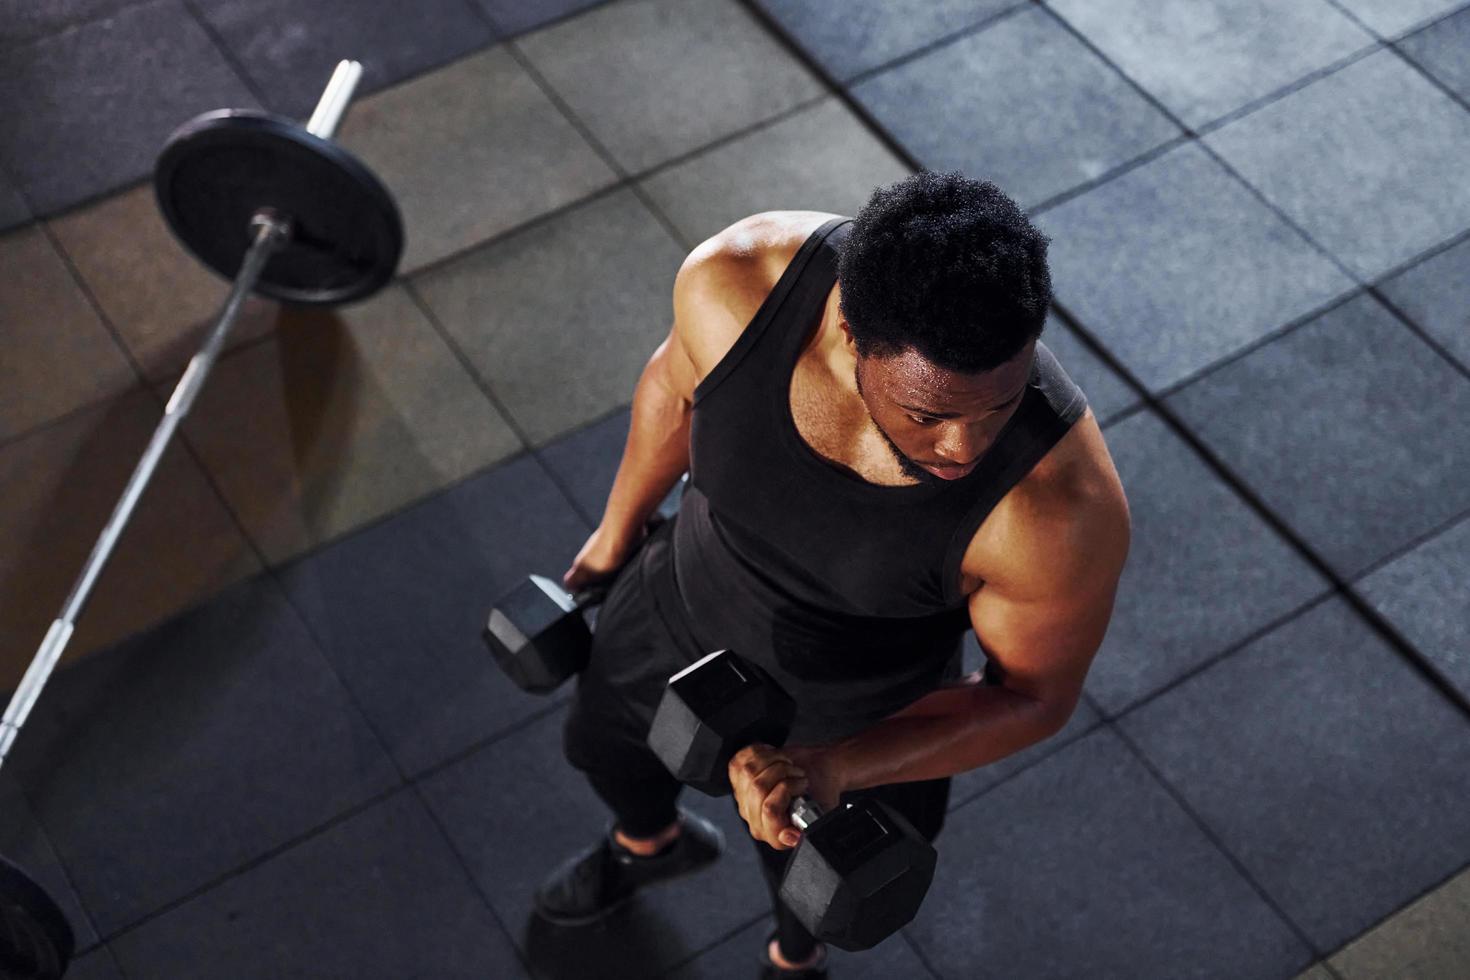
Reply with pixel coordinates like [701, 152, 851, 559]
[2, 1, 1469, 977]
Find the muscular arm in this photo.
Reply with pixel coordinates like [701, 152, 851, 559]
[806, 441, 1131, 795]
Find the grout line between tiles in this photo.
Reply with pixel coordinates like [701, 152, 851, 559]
[177, 0, 270, 110]
[656, 909, 769, 976]
[839, 2, 1033, 88]
[898, 927, 946, 979]
[1109, 722, 1330, 960]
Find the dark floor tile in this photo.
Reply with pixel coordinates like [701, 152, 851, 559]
[0, 776, 98, 950]
[277, 453, 591, 778]
[1041, 142, 1354, 393]
[0, 0, 258, 216]
[1377, 235, 1470, 369]
[851, 6, 1179, 209]
[1167, 293, 1470, 578]
[0, 0, 143, 46]
[418, 708, 772, 978]
[477, 0, 606, 35]
[5, 575, 399, 935]
[1357, 515, 1470, 704]
[1400, 6, 1470, 102]
[1206, 49, 1470, 281]
[58, 947, 125, 980]
[535, 409, 685, 525]
[1119, 598, 1470, 952]
[909, 728, 1311, 978]
[110, 789, 527, 979]
[1038, 318, 1140, 426]
[193, 0, 497, 119]
[668, 913, 934, 978]
[1049, 0, 1371, 127]
[535, 410, 633, 522]
[752, 0, 1021, 81]
[1080, 409, 1330, 715]
[0, 170, 29, 231]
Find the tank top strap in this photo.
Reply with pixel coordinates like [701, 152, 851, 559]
[693, 218, 851, 406]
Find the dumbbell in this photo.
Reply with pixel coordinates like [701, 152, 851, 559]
[483, 576, 606, 694]
[647, 649, 938, 951]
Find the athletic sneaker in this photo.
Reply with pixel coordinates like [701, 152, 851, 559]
[759, 932, 830, 979]
[533, 809, 724, 926]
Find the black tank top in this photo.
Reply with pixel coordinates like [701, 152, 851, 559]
[669, 218, 1087, 742]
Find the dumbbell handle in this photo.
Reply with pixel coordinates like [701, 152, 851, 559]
[790, 796, 824, 831]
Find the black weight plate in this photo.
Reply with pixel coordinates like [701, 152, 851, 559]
[0, 855, 73, 980]
[154, 110, 404, 306]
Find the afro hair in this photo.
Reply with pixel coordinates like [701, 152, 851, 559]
[837, 172, 1052, 374]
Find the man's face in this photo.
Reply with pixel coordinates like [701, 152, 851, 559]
[853, 340, 1035, 483]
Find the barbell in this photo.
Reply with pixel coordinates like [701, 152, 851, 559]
[0, 60, 402, 980]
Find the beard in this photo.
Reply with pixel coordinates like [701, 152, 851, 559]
[855, 362, 938, 485]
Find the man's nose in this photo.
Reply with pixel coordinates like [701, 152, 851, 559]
[934, 423, 982, 464]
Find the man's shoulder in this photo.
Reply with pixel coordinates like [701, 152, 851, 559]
[962, 411, 1131, 597]
[673, 211, 843, 379]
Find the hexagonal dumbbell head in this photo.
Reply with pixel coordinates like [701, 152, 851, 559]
[483, 575, 593, 695]
[779, 797, 938, 951]
[647, 649, 797, 796]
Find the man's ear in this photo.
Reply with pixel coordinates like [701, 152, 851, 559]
[838, 316, 855, 349]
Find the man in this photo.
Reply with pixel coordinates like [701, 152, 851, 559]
[537, 172, 1130, 978]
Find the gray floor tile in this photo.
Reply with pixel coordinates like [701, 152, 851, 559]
[47, 185, 277, 381]
[277, 453, 592, 778]
[417, 708, 773, 978]
[109, 789, 527, 980]
[338, 47, 617, 272]
[1400, 6, 1470, 101]
[0, 388, 262, 693]
[0, 170, 29, 231]
[0, 0, 144, 46]
[1167, 293, 1470, 578]
[3, 574, 399, 935]
[1294, 967, 1334, 980]
[175, 285, 521, 565]
[1119, 598, 1470, 952]
[415, 189, 685, 446]
[1206, 49, 1470, 281]
[852, 7, 1179, 210]
[1038, 317, 1140, 426]
[1082, 410, 1330, 715]
[477, 0, 606, 35]
[908, 728, 1311, 979]
[0, 776, 98, 951]
[639, 97, 911, 247]
[0, 225, 137, 441]
[1332, 0, 1466, 37]
[752, 0, 1022, 82]
[1357, 515, 1470, 703]
[193, 0, 497, 119]
[58, 948, 125, 980]
[0, 0, 258, 216]
[1330, 866, 1470, 980]
[1377, 234, 1470, 369]
[667, 913, 932, 978]
[1048, 0, 1373, 127]
[516, 0, 825, 173]
[1040, 142, 1354, 392]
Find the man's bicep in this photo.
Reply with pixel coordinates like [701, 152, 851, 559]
[966, 538, 1124, 726]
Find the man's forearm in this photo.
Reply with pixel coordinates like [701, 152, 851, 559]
[826, 681, 1064, 793]
[599, 349, 692, 545]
